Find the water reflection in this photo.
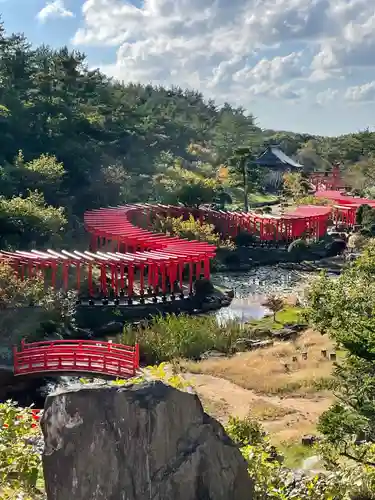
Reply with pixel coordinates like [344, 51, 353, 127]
[211, 266, 309, 324]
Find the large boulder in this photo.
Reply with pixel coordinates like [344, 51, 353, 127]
[41, 381, 254, 500]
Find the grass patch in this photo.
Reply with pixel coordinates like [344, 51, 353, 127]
[182, 329, 337, 396]
[249, 399, 295, 421]
[249, 193, 279, 203]
[120, 313, 247, 363]
[226, 186, 278, 207]
[247, 306, 304, 331]
[278, 442, 319, 469]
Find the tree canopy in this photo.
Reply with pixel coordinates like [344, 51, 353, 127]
[306, 242, 375, 467]
[2, 19, 375, 244]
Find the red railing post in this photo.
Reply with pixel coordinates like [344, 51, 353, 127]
[12, 339, 139, 378]
[134, 343, 140, 372]
[13, 346, 18, 374]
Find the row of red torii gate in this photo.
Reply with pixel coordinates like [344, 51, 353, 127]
[0, 190, 371, 301]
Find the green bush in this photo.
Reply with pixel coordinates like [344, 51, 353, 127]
[3, 372, 375, 500]
[152, 214, 221, 245]
[325, 238, 347, 257]
[223, 251, 241, 267]
[233, 231, 257, 247]
[193, 278, 214, 297]
[121, 313, 243, 363]
[288, 238, 308, 254]
[227, 414, 375, 499]
[0, 402, 44, 499]
[356, 204, 373, 226]
[226, 415, 266, 447]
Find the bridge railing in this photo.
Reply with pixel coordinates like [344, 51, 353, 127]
[13, 339, 140, 378]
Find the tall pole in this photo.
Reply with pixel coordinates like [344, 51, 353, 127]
[242, 157, 249, 213]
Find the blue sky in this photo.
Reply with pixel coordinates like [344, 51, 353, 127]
[1, 0, 375, 136]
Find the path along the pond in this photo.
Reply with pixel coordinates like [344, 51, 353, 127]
[181, 326, 336, 469]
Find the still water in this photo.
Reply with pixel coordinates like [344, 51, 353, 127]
[2, 266, 314, 406]
[211, 266, 311, 324]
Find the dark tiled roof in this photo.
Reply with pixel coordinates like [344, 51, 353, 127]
[256, 146, 303, 169]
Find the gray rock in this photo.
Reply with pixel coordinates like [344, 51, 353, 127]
[200, 350, 227, 360]
[301, 435, 317, 446]
[282, 323, 307, 333]
[272, 329, 299, 341]
[41, 381, 253, 500]
[234, 338, 274, 351]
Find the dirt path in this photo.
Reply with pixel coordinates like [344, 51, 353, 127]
[186, 373, 333, 443]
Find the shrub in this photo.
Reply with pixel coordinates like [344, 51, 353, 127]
[0, 402, 44, 499]
[0, 262, 77, 342]
[356, 204, 373, 226]
[223, 250, 241, 267]
[288, 238, 307, 254]
[347, 233, 367, 251]
[0, 190, 66, 249]
[152, 214, 234, 250]
[120, 313, 243, 363]
[193, 278, 214, 297]
[226, 415, 266, 447]
[227, 415, 375, 499]
[325, 239, 347, 257]
[295, 195, 333, 206]
[152, 214, 221, 246]
[233, 231, 257, 247]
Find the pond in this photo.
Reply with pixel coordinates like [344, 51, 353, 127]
[211, 266, 312, 324]
[1, 266, 316, 407]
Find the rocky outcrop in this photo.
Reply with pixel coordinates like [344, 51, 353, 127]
[41, 381, 253, 500]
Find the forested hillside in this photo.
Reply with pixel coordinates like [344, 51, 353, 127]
[1, 20, 375, 249]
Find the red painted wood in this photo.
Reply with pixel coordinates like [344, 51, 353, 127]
[13, 340, 139, 378]
[0, 199, 362, 296]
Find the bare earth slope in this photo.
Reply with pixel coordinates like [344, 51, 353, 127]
[182, 330, 336, 444]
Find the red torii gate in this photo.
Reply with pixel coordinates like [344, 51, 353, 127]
[84, 203, 333, 250]
[0, 247, 214, 300]
[0, 200, 360, 300]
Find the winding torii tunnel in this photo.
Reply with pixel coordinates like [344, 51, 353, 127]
[0, 199, 362, 301]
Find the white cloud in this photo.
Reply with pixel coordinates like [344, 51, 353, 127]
[311, 3, 375, 77]
[37, 0, 74, 23]
[315, 88, 339, 105]
[345, 82, 375, 102]
[71, 0, 375, 109]
[234, 53, 305, 84]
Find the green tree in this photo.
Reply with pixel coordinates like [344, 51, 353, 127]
[226, 146, 262, 212]
[306, 242, 375, 467]
[282, 172, 310, 199]
[262, 295, 284, 322]
[0, 191, 66, 249]
[152, 162, 218, 208]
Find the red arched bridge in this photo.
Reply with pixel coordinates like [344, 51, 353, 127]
[13, 339, 140, 378]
